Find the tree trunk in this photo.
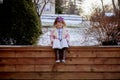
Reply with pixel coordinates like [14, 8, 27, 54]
[112, 0, 117, 13]
[101, 0, 105, 15]
[55, 0, 63, 14]
[118, 0, 120, 10]
[39, 0, 48, 16]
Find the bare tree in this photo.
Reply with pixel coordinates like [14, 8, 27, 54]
[33, 0, 55, 17]
[112, 0, 117, 13]
[101, 0, 105, 14]
[85, 9, 120, 45]
[118, 0, 120, 10]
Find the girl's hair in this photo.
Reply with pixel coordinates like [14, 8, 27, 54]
[53, 16, 66, 27]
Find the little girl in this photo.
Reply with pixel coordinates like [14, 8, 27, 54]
[50, 16, 70, 63]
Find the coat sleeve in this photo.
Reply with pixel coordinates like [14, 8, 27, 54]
[65, 29, 70, 42]
[50, 29, 55, 44]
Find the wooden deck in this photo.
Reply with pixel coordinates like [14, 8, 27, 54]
[0, 46, 120, 80]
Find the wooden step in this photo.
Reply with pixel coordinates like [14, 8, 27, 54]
[0, 46, 120, 80]
[0, 57, 120, 65]
[0, 72, 120, 79]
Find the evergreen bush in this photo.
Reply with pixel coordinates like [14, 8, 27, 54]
[0, 0, 42, 45]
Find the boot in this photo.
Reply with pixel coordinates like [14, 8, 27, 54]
[61, 48, 66, 63]
[55, 49, 60, 63]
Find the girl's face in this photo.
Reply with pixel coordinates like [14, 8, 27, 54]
[56, 21, 63, 28]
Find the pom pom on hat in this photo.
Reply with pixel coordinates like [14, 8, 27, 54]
[57, 16, 64, 21]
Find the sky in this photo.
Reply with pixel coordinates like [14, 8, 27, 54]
[80, 0, 118, 16]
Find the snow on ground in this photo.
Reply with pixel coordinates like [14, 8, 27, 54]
[105, 13, 115, 17]
[41, 14, 84, 27]
[37, 28, 99, 46]
[38, 14, 99, 46]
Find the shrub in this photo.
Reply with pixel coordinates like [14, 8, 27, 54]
[85, 10, 120, 45]
[0, 0, 42, 45]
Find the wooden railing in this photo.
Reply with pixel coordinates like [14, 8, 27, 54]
[0, 46, 120, 80]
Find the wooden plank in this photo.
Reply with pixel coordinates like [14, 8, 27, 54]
[0, 46, 120, 52]
[0, 52, 16, 57]
[35, 51, 54, 57]
[35, 64, 120, 72]
[15, 51, 54, 58]
[67, 51, 96, 57]
[0, 72, 120, 79]
[0, 64, 120, 72]
[66, 57, 120, 64]
[0, 58, 17, 65]
[92, 57, 120, 64]
[95, 52, 120, 57]
[35, 57, 120, 65]
[0, 57, 120, 65]
[0, 47, 120, 57]
[69, 46, 120, 51]
[68, 51, 120, 58]
[0, 46, 52, 51]
[18, 51, 119, 58]
[15, 52, 37, 57]
[0, 51, 120, 58]
[15, 65, 35, 72]
[16, 58, 35, 64]
[0, 65, 15, 72]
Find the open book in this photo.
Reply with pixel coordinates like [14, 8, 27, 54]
[52, 39, 69, 49]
